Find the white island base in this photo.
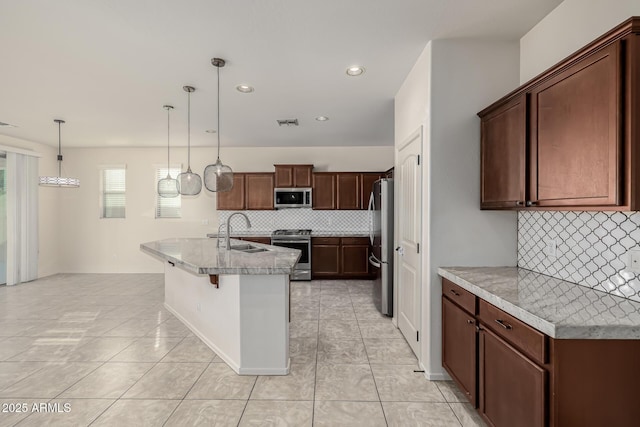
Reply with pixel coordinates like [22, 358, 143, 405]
[164, 263, 290, 375]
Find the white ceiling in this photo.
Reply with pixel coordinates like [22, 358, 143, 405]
[0, 0, 562, 148]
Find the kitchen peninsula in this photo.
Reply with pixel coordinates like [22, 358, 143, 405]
[140, 238, 300, 375]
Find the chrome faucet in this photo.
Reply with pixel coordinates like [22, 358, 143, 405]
[216, 222, 230, 248]
[226, 212, 252, 249]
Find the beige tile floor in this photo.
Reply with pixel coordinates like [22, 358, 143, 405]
[0, 274, 487, 426]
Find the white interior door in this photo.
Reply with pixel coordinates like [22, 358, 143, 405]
[396, 128, 422, 357]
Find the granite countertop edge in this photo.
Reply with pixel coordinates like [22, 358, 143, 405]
[438, 267, 640, 340]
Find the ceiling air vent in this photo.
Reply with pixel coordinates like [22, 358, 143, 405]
[277, 119, 299, 127]
[0, 121, 16, 127]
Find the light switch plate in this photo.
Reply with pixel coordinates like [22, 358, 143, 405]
[628, 249, 640, 273]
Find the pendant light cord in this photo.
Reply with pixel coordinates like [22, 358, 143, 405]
[166, 106, 171, 178]
[187, 90, 191, 170]
[217, 64, 221, 162]
[57, 121, 62, 177]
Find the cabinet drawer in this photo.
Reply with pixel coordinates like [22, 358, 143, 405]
[478, 300, 546, 365]
[312, 237, 341, 245]
[341, 237, 369, 245]
[442, 278, 476, 315]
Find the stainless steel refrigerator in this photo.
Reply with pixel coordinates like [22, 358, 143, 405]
[368, 178, 394, 316]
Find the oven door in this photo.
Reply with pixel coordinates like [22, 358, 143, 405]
[271, 240, 310, 267]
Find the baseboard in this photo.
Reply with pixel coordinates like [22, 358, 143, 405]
[418, 361, 451, 381]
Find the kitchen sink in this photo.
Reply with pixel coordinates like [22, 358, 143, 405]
[230, 244, 269, 253]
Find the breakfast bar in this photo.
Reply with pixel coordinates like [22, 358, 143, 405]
[140, 238, 300, 375]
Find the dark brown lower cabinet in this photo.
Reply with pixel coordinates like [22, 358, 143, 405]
[238, 236, 272, 245]
[442, 297, 477, 406]
[479, 328, 545, 427]
[312, 237, 374, 279]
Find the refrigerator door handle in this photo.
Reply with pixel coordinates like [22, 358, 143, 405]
[368, 192, 375, 246]
[368, 254, 381, 268]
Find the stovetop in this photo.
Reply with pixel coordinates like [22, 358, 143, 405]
[272, 229, 312, 236]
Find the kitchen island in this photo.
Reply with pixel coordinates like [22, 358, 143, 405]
[140, 238, 300, 375]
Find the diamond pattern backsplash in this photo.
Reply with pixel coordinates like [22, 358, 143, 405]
[219, 209, 369, 233]
[518, 211, 640, 303]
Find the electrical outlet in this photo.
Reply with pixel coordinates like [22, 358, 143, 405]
[544, 238, 557, 258]
[628, 249, 640, 273]
[196, 303, 201, 312]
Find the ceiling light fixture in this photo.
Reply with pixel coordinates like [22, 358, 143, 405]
[39, 119, 80, 188]
[204, 57, 234, 193]
[315, 116, 329, 121]
[236, 84, 254, 93]
[177, 86, 202, 196]
[346, 65, 365, 76]
[157, 105, 179, 198]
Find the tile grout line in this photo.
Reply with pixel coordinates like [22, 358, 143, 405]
[160, 353, 211, 427]
[311, 282, 321, 426]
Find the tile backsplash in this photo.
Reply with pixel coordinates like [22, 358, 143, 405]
[518, 211, 640, 303]
[218, 209, 369, 233]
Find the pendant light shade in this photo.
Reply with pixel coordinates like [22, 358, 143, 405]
[177, 86, 202, 195]
[39, 119, 80, 188]
[158, 105, 179, 198]
[204, 57, 234, 192]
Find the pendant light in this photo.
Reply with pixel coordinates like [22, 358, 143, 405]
[39, 119, 80, 187]
[177, 86, 202, 195]
[157, 105, 179, 198]
[204, 57, 234, 192]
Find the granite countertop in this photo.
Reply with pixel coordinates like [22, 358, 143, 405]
[206, 231, 272, 238]
[206, 231, 370, 238]
[141, 238, 301, 276]
[438, 267, 640, 340]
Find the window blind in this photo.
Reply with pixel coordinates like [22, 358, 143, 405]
[101, 167, 126, 218]
[155, 166, 181, 218]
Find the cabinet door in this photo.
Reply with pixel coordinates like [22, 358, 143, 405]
[479, 328, 546, 427]
[241, 236, 272, 245]
[245, 173, 274, 210]
[311, 238, 341, 277]
[312, 173, 337, 210]
[217, 174, 246, 210]
[442, 297, 477, 406]
[530, 43, 621, 207]
[274, 166, 293, 188]
[293, 165, 313, 187]
[360, 173, 382, 209]
[337, 173, 360, 210]
[480, 95, 527, 209]
[341, 238, 371, 277]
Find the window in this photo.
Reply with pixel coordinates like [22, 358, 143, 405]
[155, 166, 181, 218]
[100, 166, 126, 218]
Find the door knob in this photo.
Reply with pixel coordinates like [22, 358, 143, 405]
[395, 246, 404, 256]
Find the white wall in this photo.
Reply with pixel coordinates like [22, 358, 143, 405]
[520, 0, 640, 83]
[58, 145, 393, 273]
[0, 135, 60, 279]
[395, 40, 519, 378]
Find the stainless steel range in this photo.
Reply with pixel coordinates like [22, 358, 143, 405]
[271, 229, 311, 281]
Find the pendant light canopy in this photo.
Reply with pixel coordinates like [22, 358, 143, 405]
[39, 119, 80, 188]
[157, 105, 179, 198]
[204, 57, 234, 192]
[177, 85, 202, 195]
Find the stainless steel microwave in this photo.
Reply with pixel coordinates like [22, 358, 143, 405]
[274, 188, 312, 209]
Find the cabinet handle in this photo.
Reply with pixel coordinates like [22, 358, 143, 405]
[168, 261, 175, 267]
[449, 289, 460, 297]
[526, 201, 537, 207]
[495, 319, 513, 330]
[467, 319, 475, 325]
[515, 201, 524, 206]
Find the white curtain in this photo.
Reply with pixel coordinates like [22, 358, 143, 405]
[6, 152, 38, 285]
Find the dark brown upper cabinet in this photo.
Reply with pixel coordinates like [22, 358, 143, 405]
[245, 173, 275, 210]
[274, 164, 313, 188]
[217, 174, 246, 210]
[336, 173, 360, 210]
[480, 95, 527, 209]
[360, 173, 382, 209]
[217, 173, 274, 210]
[478, 17, 640, 211]
[312, 173, 337, 210]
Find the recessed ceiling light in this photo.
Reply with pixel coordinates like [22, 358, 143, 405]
[346, 66, 365, 76]
[236, 84, 254, 93]
[315, 116, 329, 121]
[205, 129, 217, 133]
